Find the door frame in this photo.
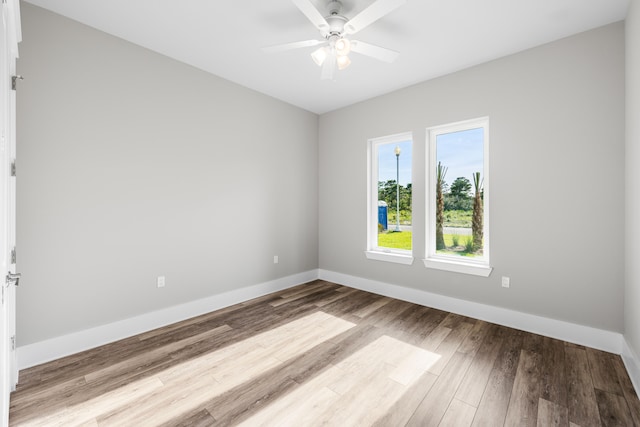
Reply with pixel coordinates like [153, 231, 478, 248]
[1, 1, 21, 425]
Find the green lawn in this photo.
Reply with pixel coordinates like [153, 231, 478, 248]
[439, 233, 482, 257]
[442, 233, 472, 247]
[443, 210, 472, 228]
[378, 232, 481, 257]
[378, 231, 412, 250]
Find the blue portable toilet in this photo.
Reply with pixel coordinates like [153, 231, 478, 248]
[378, 201, 388, 230]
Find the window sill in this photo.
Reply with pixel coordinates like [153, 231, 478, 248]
[365, 251, 414, 265]
[422, 258, 493, 277]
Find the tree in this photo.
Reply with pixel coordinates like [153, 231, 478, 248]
[436, 162, 447, 250]
[400, 183, 412, 213]
[450, 177, 472, 198]
[472, 172, 483, 252]
[445, 177, 473, 211]
[379, 181, 412, 212]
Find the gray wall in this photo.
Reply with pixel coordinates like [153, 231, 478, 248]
[626, 0, 640, 356]
[17, 3, 628, 347]
[16, 4, 319, 345]
[319, 23, 625, 332]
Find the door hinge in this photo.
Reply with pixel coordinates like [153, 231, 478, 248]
[10, 335, 15, 351]
[10, 159, 15, 177]
[11, 75, 22, 91]
[11, 247, 16, 264]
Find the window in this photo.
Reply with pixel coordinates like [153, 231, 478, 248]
[424, 118, 492, 276]
[366, 132, 414, 265]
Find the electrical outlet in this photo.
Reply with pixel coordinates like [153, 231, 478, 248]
[501, 276, 510, 288]
[273, 255, 279, 264]
[157, 276, 165, 288]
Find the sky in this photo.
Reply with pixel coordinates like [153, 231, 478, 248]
[436, 127, 484, 194]
[377, 127, 483, 191]
[378, 140, 412, 186]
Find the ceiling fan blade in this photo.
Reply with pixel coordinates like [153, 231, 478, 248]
[343, 0, 406, 35]
[321, 54, 337, 80]
[262, 39, 325, 54]
[350, 40, 399, 63]
[292, 0, 330, 33]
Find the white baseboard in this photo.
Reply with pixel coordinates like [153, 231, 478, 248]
[19, 267, 635, 397]
[318, 269, 624, 355]
[622, 338, 640, 396]
[17, 269, 319, 370]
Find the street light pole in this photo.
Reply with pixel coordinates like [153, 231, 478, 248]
[394, 145, 401, 232]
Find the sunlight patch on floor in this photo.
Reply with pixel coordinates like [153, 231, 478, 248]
[22, 312, 355, 427]
[239, 335, 441, 426]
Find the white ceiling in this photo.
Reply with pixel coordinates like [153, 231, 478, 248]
[23, 0, 629, 114]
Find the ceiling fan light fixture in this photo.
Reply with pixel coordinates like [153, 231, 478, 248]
[334, 37, 351, 56]
[268, 0, 407, 80]
[321, 53, 337, 80]
[311, 46, 328, 66]
[336, 54, 351, 70]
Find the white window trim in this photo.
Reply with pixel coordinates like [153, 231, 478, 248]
[366, 132, 414, 265]
[424, 118, 492, 277]
[422, 258, 492, 277]
[365, 250, 414, 265]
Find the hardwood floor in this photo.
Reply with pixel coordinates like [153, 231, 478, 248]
[9, 280, 640, 426]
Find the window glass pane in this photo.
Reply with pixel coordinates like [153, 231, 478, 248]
[435, 127, 484, 258]
[377, 140, 412, 251]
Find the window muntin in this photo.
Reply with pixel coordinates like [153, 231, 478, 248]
[367, 133, 413, 260]
[427, 118, 490, 270]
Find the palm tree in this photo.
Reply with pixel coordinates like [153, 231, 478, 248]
[472, 172, 483, 252]
[436, 162, 447, 250]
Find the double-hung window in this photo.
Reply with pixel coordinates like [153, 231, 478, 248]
[424, 118, 492, 276]
[366, 132, 414, 265]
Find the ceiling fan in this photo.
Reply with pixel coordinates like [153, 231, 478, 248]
[263, 0, 406, 80]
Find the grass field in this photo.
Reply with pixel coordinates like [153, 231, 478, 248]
[443, 210, 472, 228]
[378, 232, 479, 256]
[377, 231, 412, 250]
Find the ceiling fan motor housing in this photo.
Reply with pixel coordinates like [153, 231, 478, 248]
[326, 14, 348, 36]
[327, 0, 343, 15]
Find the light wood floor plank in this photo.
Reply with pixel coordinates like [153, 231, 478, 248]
[236, 378, 341, 426]
[427, 321, 474, 375]
[455, 323, 505, 407]
[420, 324, 452, 351]
[371, 371, 438, 427]
[612, 356, 640, 425]
[272, 280, 334, 302]
[157, 408, 216, 427]
[8, 280, 640, 427]
[363, 298, 416, 328]
[439, 398, 477, 427]
[540, 336, 568, 408]
[406, 351, 473, 426]
[471, 328, 524, 427]
[457, 320, 491, 355]
[595, 389, 635, 427]
[313, 287, 359, 307]
[504, 349, 542, 426]
[587, 348, 624, 396]
[566, 346, 602, 427]
[352, 295, 392, 318]
[85, 324, 232, 384]
[536, 397, 569, 427]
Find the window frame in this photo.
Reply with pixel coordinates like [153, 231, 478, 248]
[365, 132, 414, 265]
[424, 118, 492, 277]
